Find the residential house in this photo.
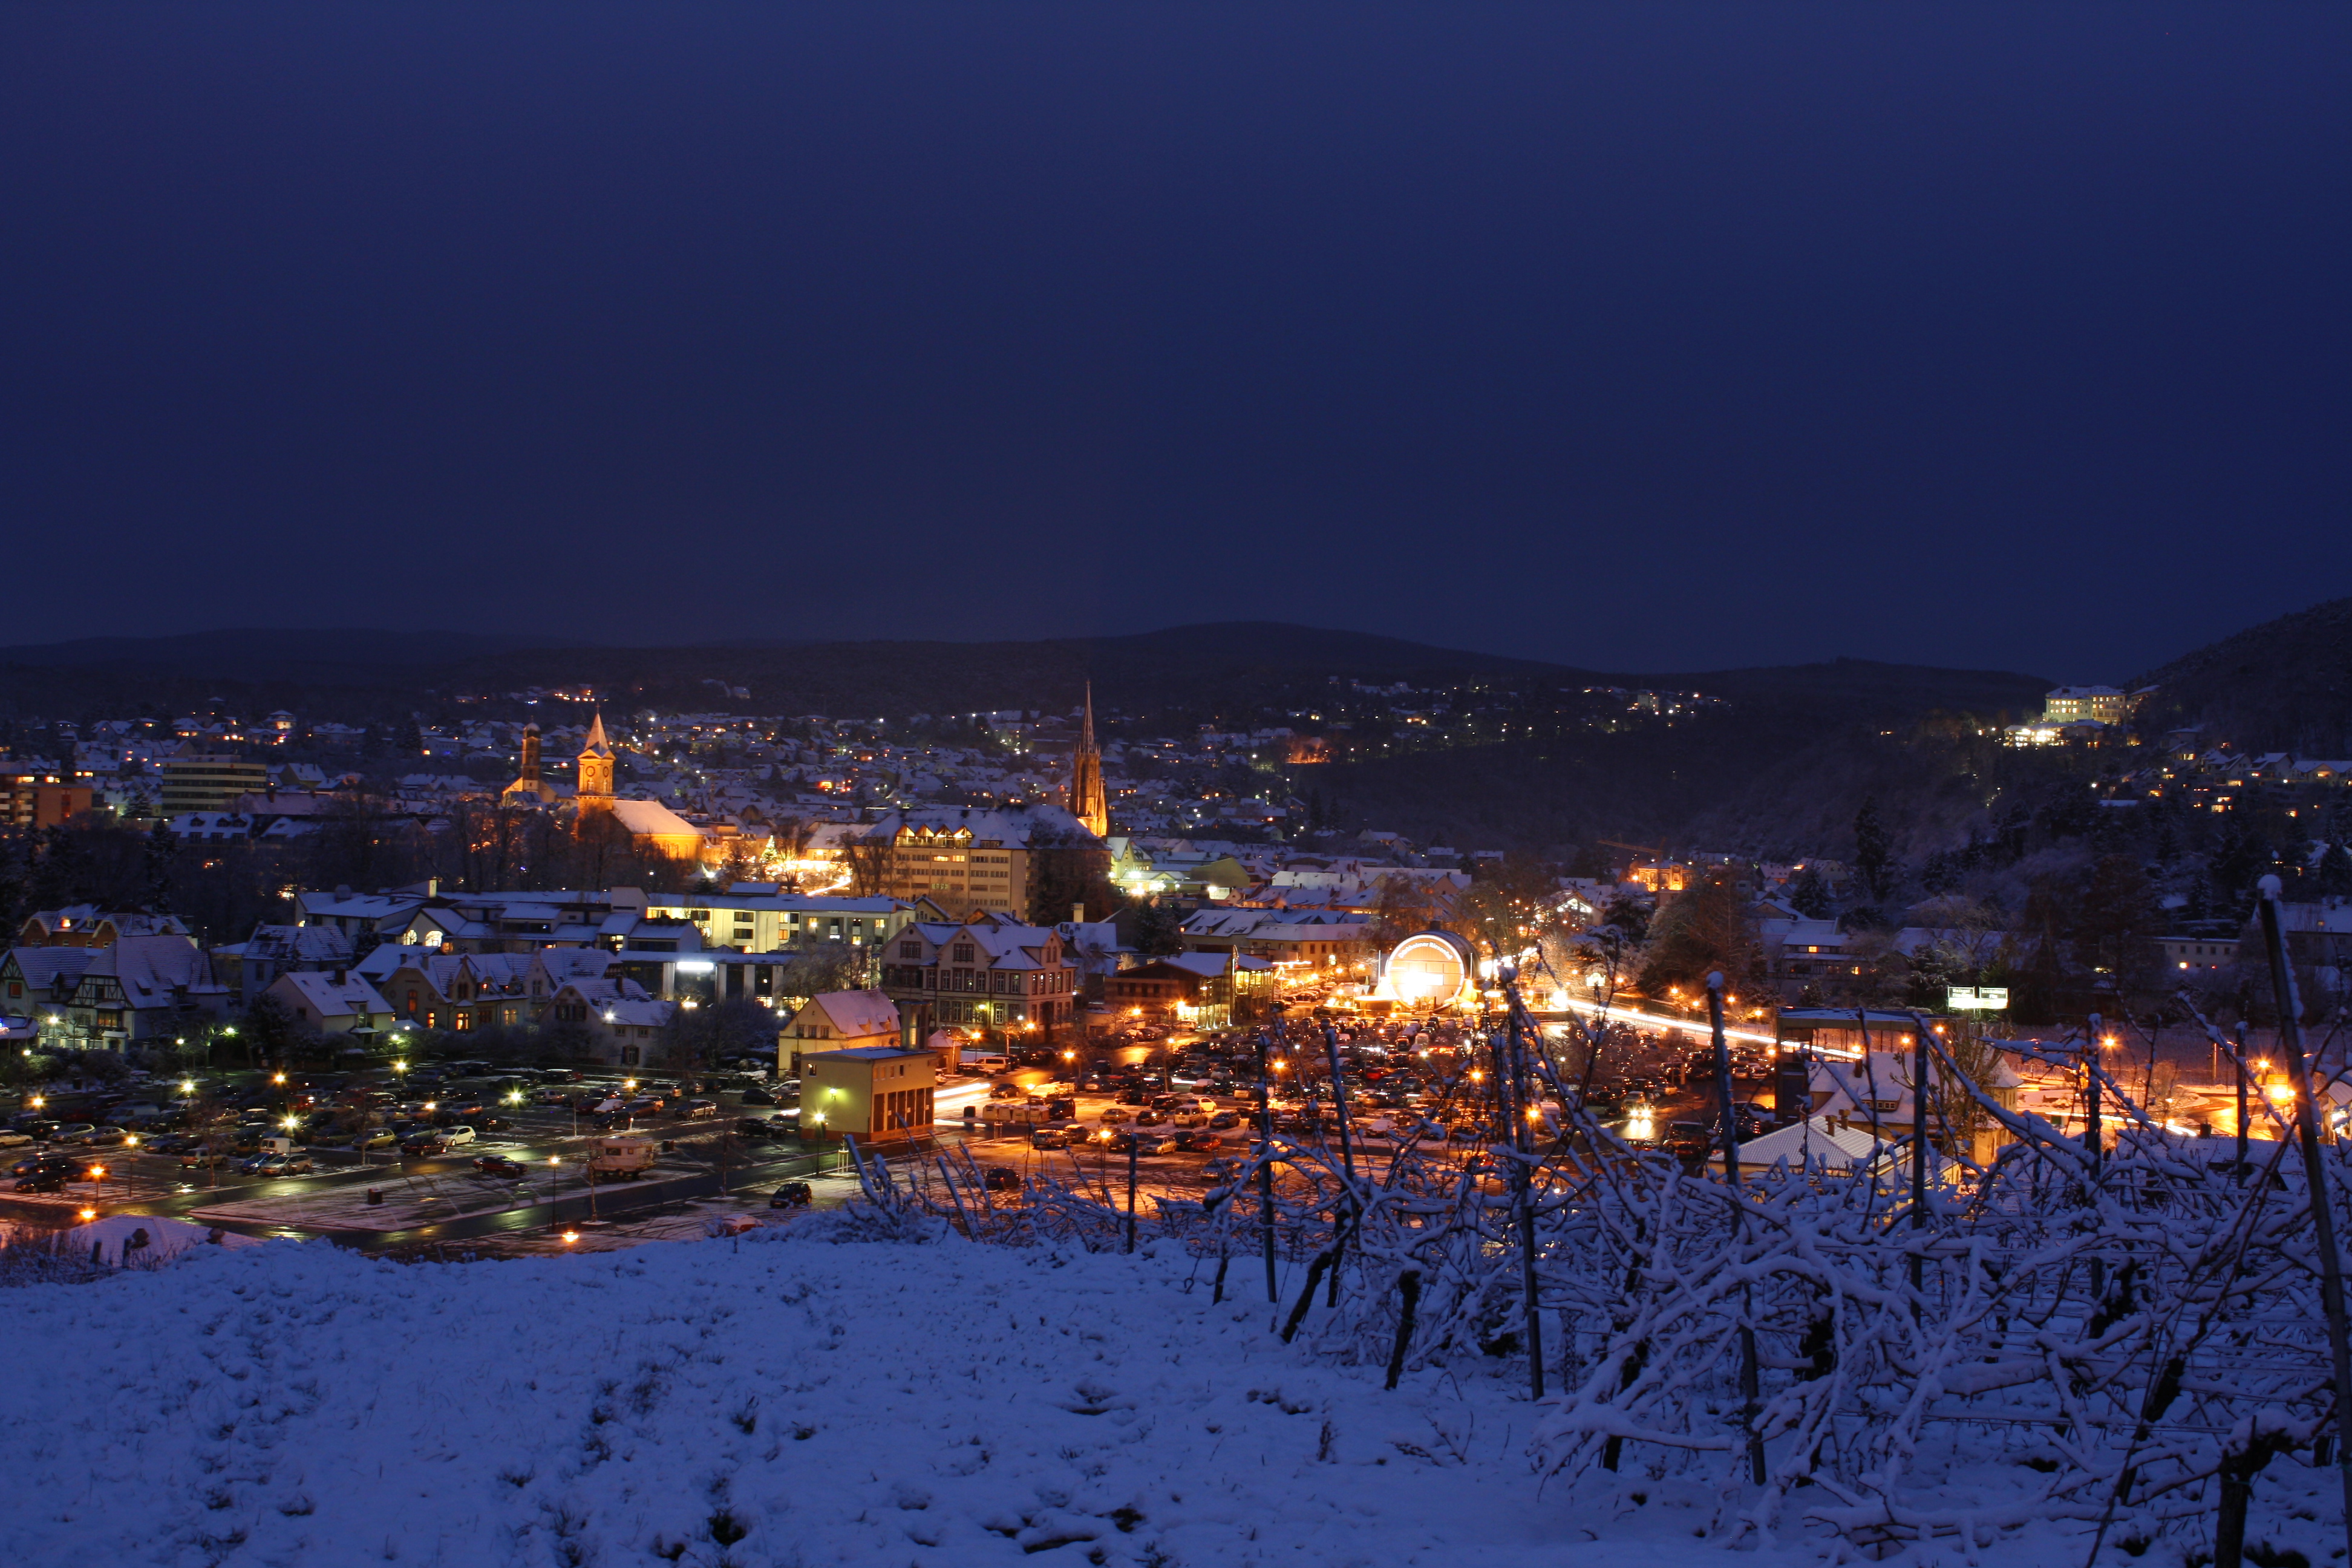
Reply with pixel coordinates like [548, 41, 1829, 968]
[1178, 907, 1373, 974]
[264, 970, 395, 1037]
[0, 948, 99, 1019]
[368, 950, 538, 1033]
[17, 907, 194, 949]
[1102, 951, 1275, 1028]
[212, 923, 356, 1006]
[779, 989, 904, 1074]
[44, 935, 229, 1050]
[875, 914, 1080, 1045]
[546, 978, 673, 1067]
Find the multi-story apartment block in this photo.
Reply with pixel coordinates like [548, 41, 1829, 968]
[158, 753, 271, 815]
[639, 892, 917, 956]
[0, 766, 93, 829]
[857, 805, 1094, 923]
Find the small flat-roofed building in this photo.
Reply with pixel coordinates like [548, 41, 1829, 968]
[800, 1045, 934, 1143]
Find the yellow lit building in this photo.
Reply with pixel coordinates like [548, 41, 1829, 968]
[800, 1045, 935, 1142]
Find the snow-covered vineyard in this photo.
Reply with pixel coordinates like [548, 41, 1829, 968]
[1, 1157, 2346, 1568]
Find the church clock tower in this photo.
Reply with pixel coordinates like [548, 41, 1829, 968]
[576, 711, 615, 807]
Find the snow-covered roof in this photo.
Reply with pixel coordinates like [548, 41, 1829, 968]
[83, 936, 223, 1003]
[272, 970, 393, 1021]
[810, 990, 903, 1039]
[1715, 1116, 1896, 1174]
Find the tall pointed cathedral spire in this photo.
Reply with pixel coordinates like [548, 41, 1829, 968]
[1068, 683, 1109, 838]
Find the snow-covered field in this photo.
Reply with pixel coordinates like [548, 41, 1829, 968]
[0, 1227, 2329, 1567]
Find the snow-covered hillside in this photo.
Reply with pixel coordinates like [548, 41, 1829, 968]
[0, 1229, 2331, 1567]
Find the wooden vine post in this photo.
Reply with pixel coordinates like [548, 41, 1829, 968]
[1708, 972, 1763, 1483]
[2257, 874, 2352, 1555]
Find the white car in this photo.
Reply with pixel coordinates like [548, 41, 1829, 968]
[440, 1125, 477, 1147]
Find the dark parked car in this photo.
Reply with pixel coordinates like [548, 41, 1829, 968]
[768, 1181, 812, 1209]
[734, 1118, 778, 1139]
[981, 1166, 1020, 1192]
[1175, 1129, 1225, 1152]
[15, 1169, 69, 1192]
[400, 1134, 449, 1157]
[1207, 1111, 1241, 1131]
[474, 1154, 528, 1178]
[740, 1085, 777, 1106]
[472, 1115, 512, 1134]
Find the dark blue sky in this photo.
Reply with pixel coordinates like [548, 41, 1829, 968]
[2, 4, 2345, 680]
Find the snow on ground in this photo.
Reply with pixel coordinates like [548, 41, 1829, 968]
[0, 1229, 2319, 1568]
[52, 1214, 263, 1264]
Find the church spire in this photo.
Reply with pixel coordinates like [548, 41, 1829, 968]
[1067, 683, 1109, 838]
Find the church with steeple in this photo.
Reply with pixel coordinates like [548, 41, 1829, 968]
[561, 711, 704, 862]
[1067, 685, 1109, 838]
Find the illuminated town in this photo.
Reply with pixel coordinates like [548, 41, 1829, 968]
[1, 5, 2344, 1563]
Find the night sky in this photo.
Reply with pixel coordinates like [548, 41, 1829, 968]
[2, 4, 2345, 680]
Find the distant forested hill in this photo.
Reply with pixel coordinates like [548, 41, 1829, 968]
[2129, 597, 2352, 755]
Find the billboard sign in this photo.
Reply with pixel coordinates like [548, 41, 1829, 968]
[1945, 985, 2010, 1011]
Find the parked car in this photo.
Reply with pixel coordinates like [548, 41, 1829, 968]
[1132, 1109, 1165, 1126]
[1028, 1126, 1068, 1150]
[677, 1100, 719, 1121]
[399, 1134, 449, 1157]
[740, 1085, 777, 1106]
[474, 1154, 528, 1178]
[1207, 1110, 1242, 1131]
[1111, 1130, 1171, 1155]
[353, 1129, 398, 1149]
[79, 1126, 131, 1147]
[15, 1169, 68, 1192]
[768, 1181, 812, 1209]
[254, 1152, 315, 1177]
[981, 1166, 1020, 1192]
[438, 1125, 477, 1147]
[1174, 1129, 1224, 1152]
[51, 1124, 97, 1144]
